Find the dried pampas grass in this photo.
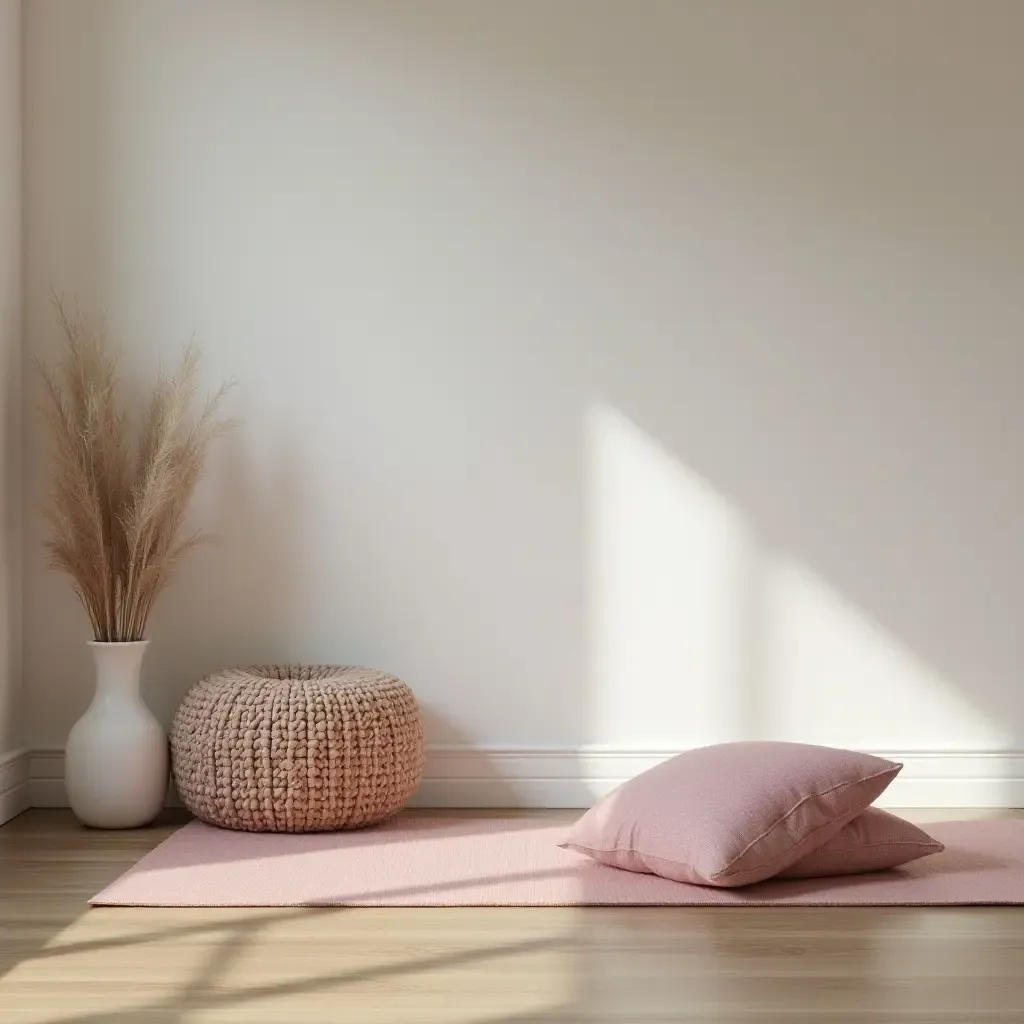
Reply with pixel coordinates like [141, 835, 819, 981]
[38, 298, 233, 642]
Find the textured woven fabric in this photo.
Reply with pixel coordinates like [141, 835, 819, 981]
[778, 806, 943, 878]
[560, 741, 901, 887]
[91, 816, 1024, 907]
[170, 665, 424, 832]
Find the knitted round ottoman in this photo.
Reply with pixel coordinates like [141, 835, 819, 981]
[171, 665, 425, 832]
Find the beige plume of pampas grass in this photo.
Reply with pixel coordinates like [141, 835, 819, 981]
[38, 298, 233, 641]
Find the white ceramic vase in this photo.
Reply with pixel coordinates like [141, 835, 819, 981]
[65, 641, 169, 829]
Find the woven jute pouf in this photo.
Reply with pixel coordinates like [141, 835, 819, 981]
[171, 665, 425, 832]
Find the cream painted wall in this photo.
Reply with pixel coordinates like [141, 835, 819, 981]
[22, 3, 1024, 773]
[0, 0, 22, 762]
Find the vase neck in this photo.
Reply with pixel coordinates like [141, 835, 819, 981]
[90, 642, 149, 698]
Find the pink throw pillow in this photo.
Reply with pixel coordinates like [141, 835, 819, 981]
[560, 741, 901, 887]
[777, 806, 943, 878]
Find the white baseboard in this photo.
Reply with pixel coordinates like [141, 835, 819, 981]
[24, 747, 1024, 811]
[414, 748, 1024, 809]
[0, 748, 31, 825]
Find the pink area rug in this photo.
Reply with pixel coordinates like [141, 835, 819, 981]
[91, 816, 1024, 908]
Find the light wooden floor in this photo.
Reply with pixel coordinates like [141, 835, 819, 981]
[2, 809, 1024, 1023]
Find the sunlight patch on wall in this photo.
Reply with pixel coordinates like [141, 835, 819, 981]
[586, 403, 1007, 753]
[761, 556, 1010, 751]
[586, 404, 752, 747]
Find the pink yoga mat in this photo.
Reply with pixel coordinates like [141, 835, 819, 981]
[91, 816, 1024, 908]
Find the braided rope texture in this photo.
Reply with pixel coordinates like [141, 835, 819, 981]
[171, 665, 425, 832]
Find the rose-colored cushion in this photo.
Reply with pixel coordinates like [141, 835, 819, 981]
[777, 806, 943, 878]
[559, 741, 901, 887]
